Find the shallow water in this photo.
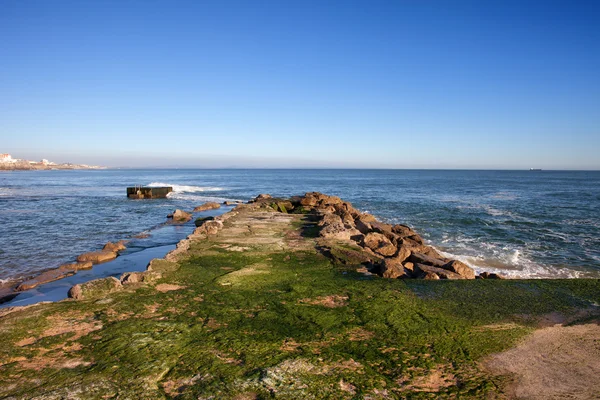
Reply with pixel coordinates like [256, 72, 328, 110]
[0, 169, 599, 283]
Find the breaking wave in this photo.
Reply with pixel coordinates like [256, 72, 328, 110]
[147, 182, 225, 193]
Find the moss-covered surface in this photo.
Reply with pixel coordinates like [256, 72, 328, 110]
[0, 209, 598, 399]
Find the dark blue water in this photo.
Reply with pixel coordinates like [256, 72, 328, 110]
[1, 169, 599, 284]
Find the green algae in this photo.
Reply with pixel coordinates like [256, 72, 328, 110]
[0, 211, 598, 399]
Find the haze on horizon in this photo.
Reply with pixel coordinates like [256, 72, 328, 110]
[1, 1, 599, 170]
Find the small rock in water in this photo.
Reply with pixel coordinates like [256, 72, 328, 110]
[168, 209, 192, 222]
[77, 250, 118, 264]
[194, 202, 221, 212]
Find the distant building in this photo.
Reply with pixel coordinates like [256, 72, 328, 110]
[0, 154, 17, 163]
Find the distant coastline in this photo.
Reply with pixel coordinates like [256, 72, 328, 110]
[0, 153, 105, 171]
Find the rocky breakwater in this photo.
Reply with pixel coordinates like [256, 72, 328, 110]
[250, 192, 501, 280]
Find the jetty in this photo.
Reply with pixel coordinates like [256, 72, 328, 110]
[0, 192, 598, 399]
[126, 186, 172, 199]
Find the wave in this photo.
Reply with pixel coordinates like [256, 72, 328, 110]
[437, 246, 594, 279]
[147, 182, 225, 193]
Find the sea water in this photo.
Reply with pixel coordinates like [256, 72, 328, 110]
[1, 169, 599, 285]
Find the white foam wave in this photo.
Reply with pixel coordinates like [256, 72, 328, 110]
[147, 182, 225, 193]
[167, 192, 243, 203]
[436, 247, 593, 279]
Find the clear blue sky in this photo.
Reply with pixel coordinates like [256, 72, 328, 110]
[1, 0, 599, 169]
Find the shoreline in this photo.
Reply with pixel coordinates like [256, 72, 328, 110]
[0, 204, 233, 308]
[1, 192, 596, 307]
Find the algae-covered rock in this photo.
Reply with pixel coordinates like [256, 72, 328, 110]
[120, 271, 161, 284]
[68, 277, 123, 300]
[146, 258, 179, 273]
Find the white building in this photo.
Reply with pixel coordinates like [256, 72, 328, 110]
[0, 154, 17, 163]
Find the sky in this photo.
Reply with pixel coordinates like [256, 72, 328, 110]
[1, 0, 599, 169]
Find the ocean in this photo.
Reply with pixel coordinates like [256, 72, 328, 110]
[1, 169, 599, 287]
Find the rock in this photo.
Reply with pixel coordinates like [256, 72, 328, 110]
[102, 240, 127, 252]
[354, 219, 372, 234]
[193, 202, 221, 212]
[300, 192, 344, 209]
[379, 258, 407, 279]
[413, 263, 465, 280]
[320, 221, 361, 241]
[362, 233, 397, 257]
[120, 271, 161, 284]
[273, 201, 293, 213]
[16, 266, 78, 291]
[300, 194, 318, 207]
[77, 250, 118, 264]
[169, 209, 192, 222]
[146, 259, 179, 273]
[319, 213, 343, 227]
[195, 216, 215, 227]
[479, 272, 506, 279]
[370, 222, 394, 235]
[0, 287, 17, 304]
[392, 224, 417, 237]
[357, 213, 377, 223]
[442, 260, 475, 279]
[326, 245, 377, 265]
[395, 245, 411, 263]
[407, 252, 446, 268]
[403, 262, 414, 273]
[194, 220, 223, 235]
[423, 272, 440, 280]
[251, 194, 272, 202]
[68, 277, 123, 300]
[62, 261, 93, 271]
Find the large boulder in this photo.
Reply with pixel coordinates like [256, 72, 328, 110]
[442, 260, 475, 279]
[413, 263, 465, 280]
[392, 224, 418, 237]
[408, 252, 446, 268]
[320, 221, 361, 241]
[379, 258, 408, 279]
[77, 250, 117, 264]
[168, 209, 192, 222]
[193, 202, 221, 212]
[362, 233, 397, 257]
[354, 219, 372, 235]
[396, 245, 411, 263]
[68, 277, 123, 300]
